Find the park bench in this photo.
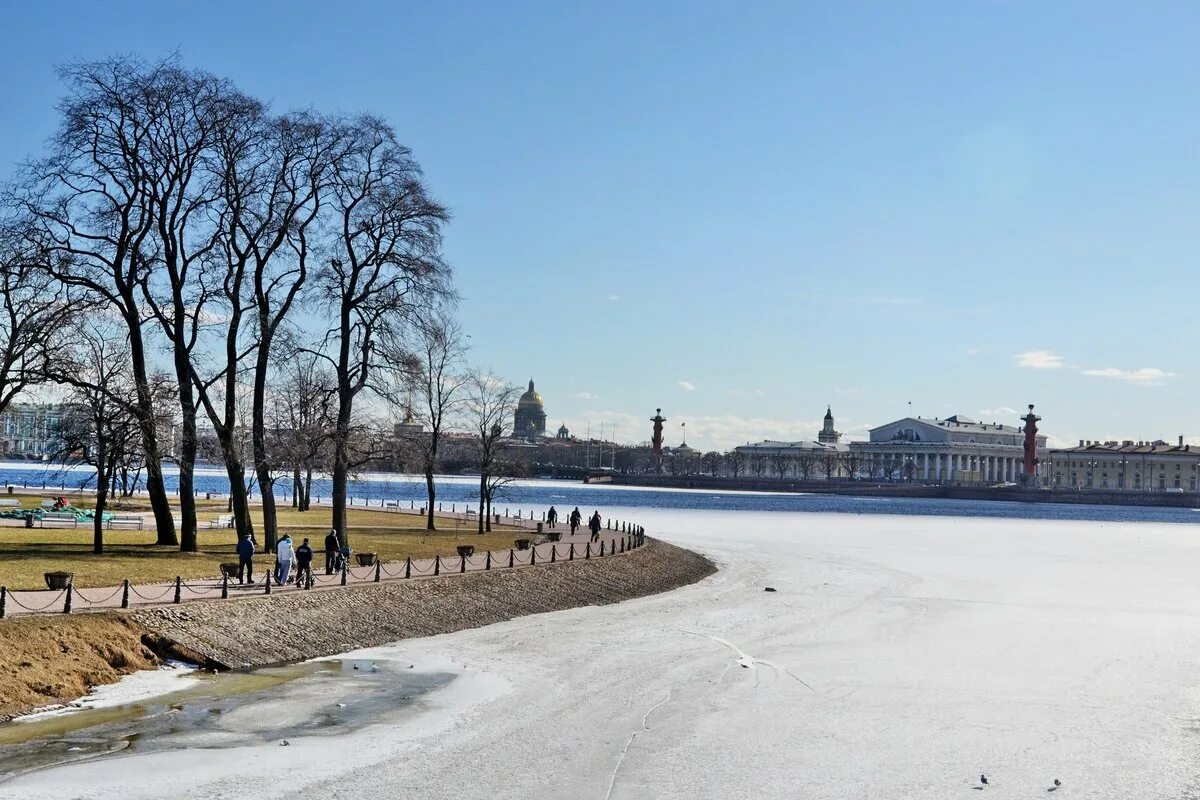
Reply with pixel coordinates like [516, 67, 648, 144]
[40, 512, 78, 528]
[0, 498, 20, 507]
[465, 509, 477, 519]
[106, 514, 145, 529]
[210, 514, 234, 529]
[40, 499, 56, 509]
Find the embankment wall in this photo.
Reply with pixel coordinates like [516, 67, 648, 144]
[132, 538, 715, 669]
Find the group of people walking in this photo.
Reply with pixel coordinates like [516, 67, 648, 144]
[235, 528, 350, 587]
[546, 506, 605, 542]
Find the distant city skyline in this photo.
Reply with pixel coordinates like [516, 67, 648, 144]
[2, 3, 1198, 451]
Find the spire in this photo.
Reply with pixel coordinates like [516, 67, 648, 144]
[529, 378, 535, 392]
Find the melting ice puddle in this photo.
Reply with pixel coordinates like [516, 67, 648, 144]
[0, 659, 453, 783]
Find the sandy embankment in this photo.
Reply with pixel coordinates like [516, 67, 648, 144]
[0, 538, 714, 718]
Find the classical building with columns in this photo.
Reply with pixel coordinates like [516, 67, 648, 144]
[848, 414, 1048, 484]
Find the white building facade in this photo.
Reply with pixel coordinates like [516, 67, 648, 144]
[848, 415, 1048, 484]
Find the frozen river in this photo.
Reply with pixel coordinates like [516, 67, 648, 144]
[7, 506, 1200, 798]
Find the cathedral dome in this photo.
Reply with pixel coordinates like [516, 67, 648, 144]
[518, 379, 543, 408]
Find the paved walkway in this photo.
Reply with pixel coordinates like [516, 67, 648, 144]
[1, 517, 645, 617]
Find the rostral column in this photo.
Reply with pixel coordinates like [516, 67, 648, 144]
[1020, 404, 1041, 487]
[651, 408, 666, 474]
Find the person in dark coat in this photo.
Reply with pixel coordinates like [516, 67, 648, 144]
[547, 506, 558, 528]
[236, 532, 255, 584]
[324, 529, 341, 574]
[588, 511, 602, 542]
[569, 507, 582, 536]
[295, 537, 314, 588]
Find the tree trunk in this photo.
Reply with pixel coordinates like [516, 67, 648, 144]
[477, 473, 486, 534]
[302, 468, 313, 512]
[214, 432, 257, 547]
[485, 492, 492, 532]
[173, 351, 199, 552]
[127, 319, 176, 546]
[93, 450, 108, 556]
[252, 346, 278, 552]
[292, 469, 301, 508]
[329, 396, 351, 545]
[425, 468, 436, 531]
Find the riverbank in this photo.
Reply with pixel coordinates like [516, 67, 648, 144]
[0, 537, 714, 719]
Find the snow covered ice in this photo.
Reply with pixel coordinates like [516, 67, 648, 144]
[7, 507, 1200, 799]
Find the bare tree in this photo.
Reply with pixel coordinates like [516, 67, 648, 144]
[842, 452, 861, 481]
[268, 352, 336, 512]
[770, 452, 791, 480]
[482, 456, 530, 531]
[725, 449, 744, 478]
[14, 57, 181, 545]
[46, 324, 140, 554]
[392, 312, 466, 530]
[702, 451, 722, 476]
[750, 455, 767, 479]
[314, 116, 452, 543]
[0, 230, 77, 415]
[819, 451, 841, 481]
[464, 372, 519, 534]
[792, 452, 815, 481]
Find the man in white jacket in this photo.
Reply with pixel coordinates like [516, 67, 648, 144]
[276, 535, 295, 586]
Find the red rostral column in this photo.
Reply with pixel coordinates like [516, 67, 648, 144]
[651, 408, 666, 473]
[1020, 404, 1041, 481]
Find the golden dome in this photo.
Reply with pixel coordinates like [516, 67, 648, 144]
[518, 379, 543, 407]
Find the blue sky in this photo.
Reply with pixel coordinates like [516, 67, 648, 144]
[2, 1, 1197, 450]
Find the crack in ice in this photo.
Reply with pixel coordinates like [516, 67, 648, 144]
[681, 630, 815, 691]
[603, 689, 673, 800]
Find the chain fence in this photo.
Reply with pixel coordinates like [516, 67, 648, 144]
[0, 524, 647, 619]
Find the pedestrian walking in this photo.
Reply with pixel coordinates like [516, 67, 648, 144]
[589, 511, 602, 542]
[295, 537, 314, 588]
[569, 507, 582, 536]
[324, 529, 341, 575]
[276, 534, 295, 586]
[547, 506, 558, 528]
[236, 532, 255, 584]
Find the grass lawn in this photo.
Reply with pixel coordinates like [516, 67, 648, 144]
[0, 504, 527, 590]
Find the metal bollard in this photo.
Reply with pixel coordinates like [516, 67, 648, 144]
[221, 573, 229, 599]
[0, 586, 5, 619]
[265, 573, 272, 594]
[173, 576, 182, 604]
[434, 556, 440, 576]
[341, 564, 348, 586]
[374, 561, 382, 582]
[585, 543, 591, 559]
[120, 579, 130, 608]
[531, 547, 536, 566]
[64, 584, 73, 613]
[620, 538, 625, 553]
[485, 551, 492, 570]
[600, 541, 606, 557]
[405, 557, 412, 578]
[569, 543, 575, 561]
[551, 544, 557, 563]
[509, 549, 515, 568]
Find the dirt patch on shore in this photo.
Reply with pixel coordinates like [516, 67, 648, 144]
[0, 615, 158, 720]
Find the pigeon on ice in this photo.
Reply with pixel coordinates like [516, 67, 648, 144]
[980, 774, 988, 786]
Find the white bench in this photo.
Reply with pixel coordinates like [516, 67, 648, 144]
[0, 499, 20, 507]
[40, 499, 56, 509]
[210, 514, 234, 529]
[106, 514, 145, 529]
[40, 512, 78, 528]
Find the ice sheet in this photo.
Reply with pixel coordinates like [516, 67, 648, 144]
[7, 508, 1200, 799]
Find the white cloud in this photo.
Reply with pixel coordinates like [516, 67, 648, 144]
[727, 389, 749, 398]
[677, 380, 696, 392]
[979, 406, 1019, 418]
[1081, 367, 1177, 385]
[965, 348, 980, 356]
[867, 296, 923, 305]
[754, 389, 765, 397]
[1014, 350, 1066, 369]
[573, 392, 598, 401]
[607, 294, 619, 301]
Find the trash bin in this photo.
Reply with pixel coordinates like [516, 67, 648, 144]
[44, 571, 74, 590]
[514, 539, 531, 550]
[457, 545, 475, 558]
[536, 522, 544, 534]
[356, 552, 377, 567]
[24, 514, 33, 529]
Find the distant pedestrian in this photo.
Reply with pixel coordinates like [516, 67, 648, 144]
[589, 511, 602, 542]
[547, 506, 558, 528]
[236, 532, 255, 584]
[324, 529, 341, 575]
[276, 535, 295, 586]
[569, 507, 582, 536]
[295, 537, 314, 588]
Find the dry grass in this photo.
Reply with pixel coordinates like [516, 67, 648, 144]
[0, 504, 527, 590]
